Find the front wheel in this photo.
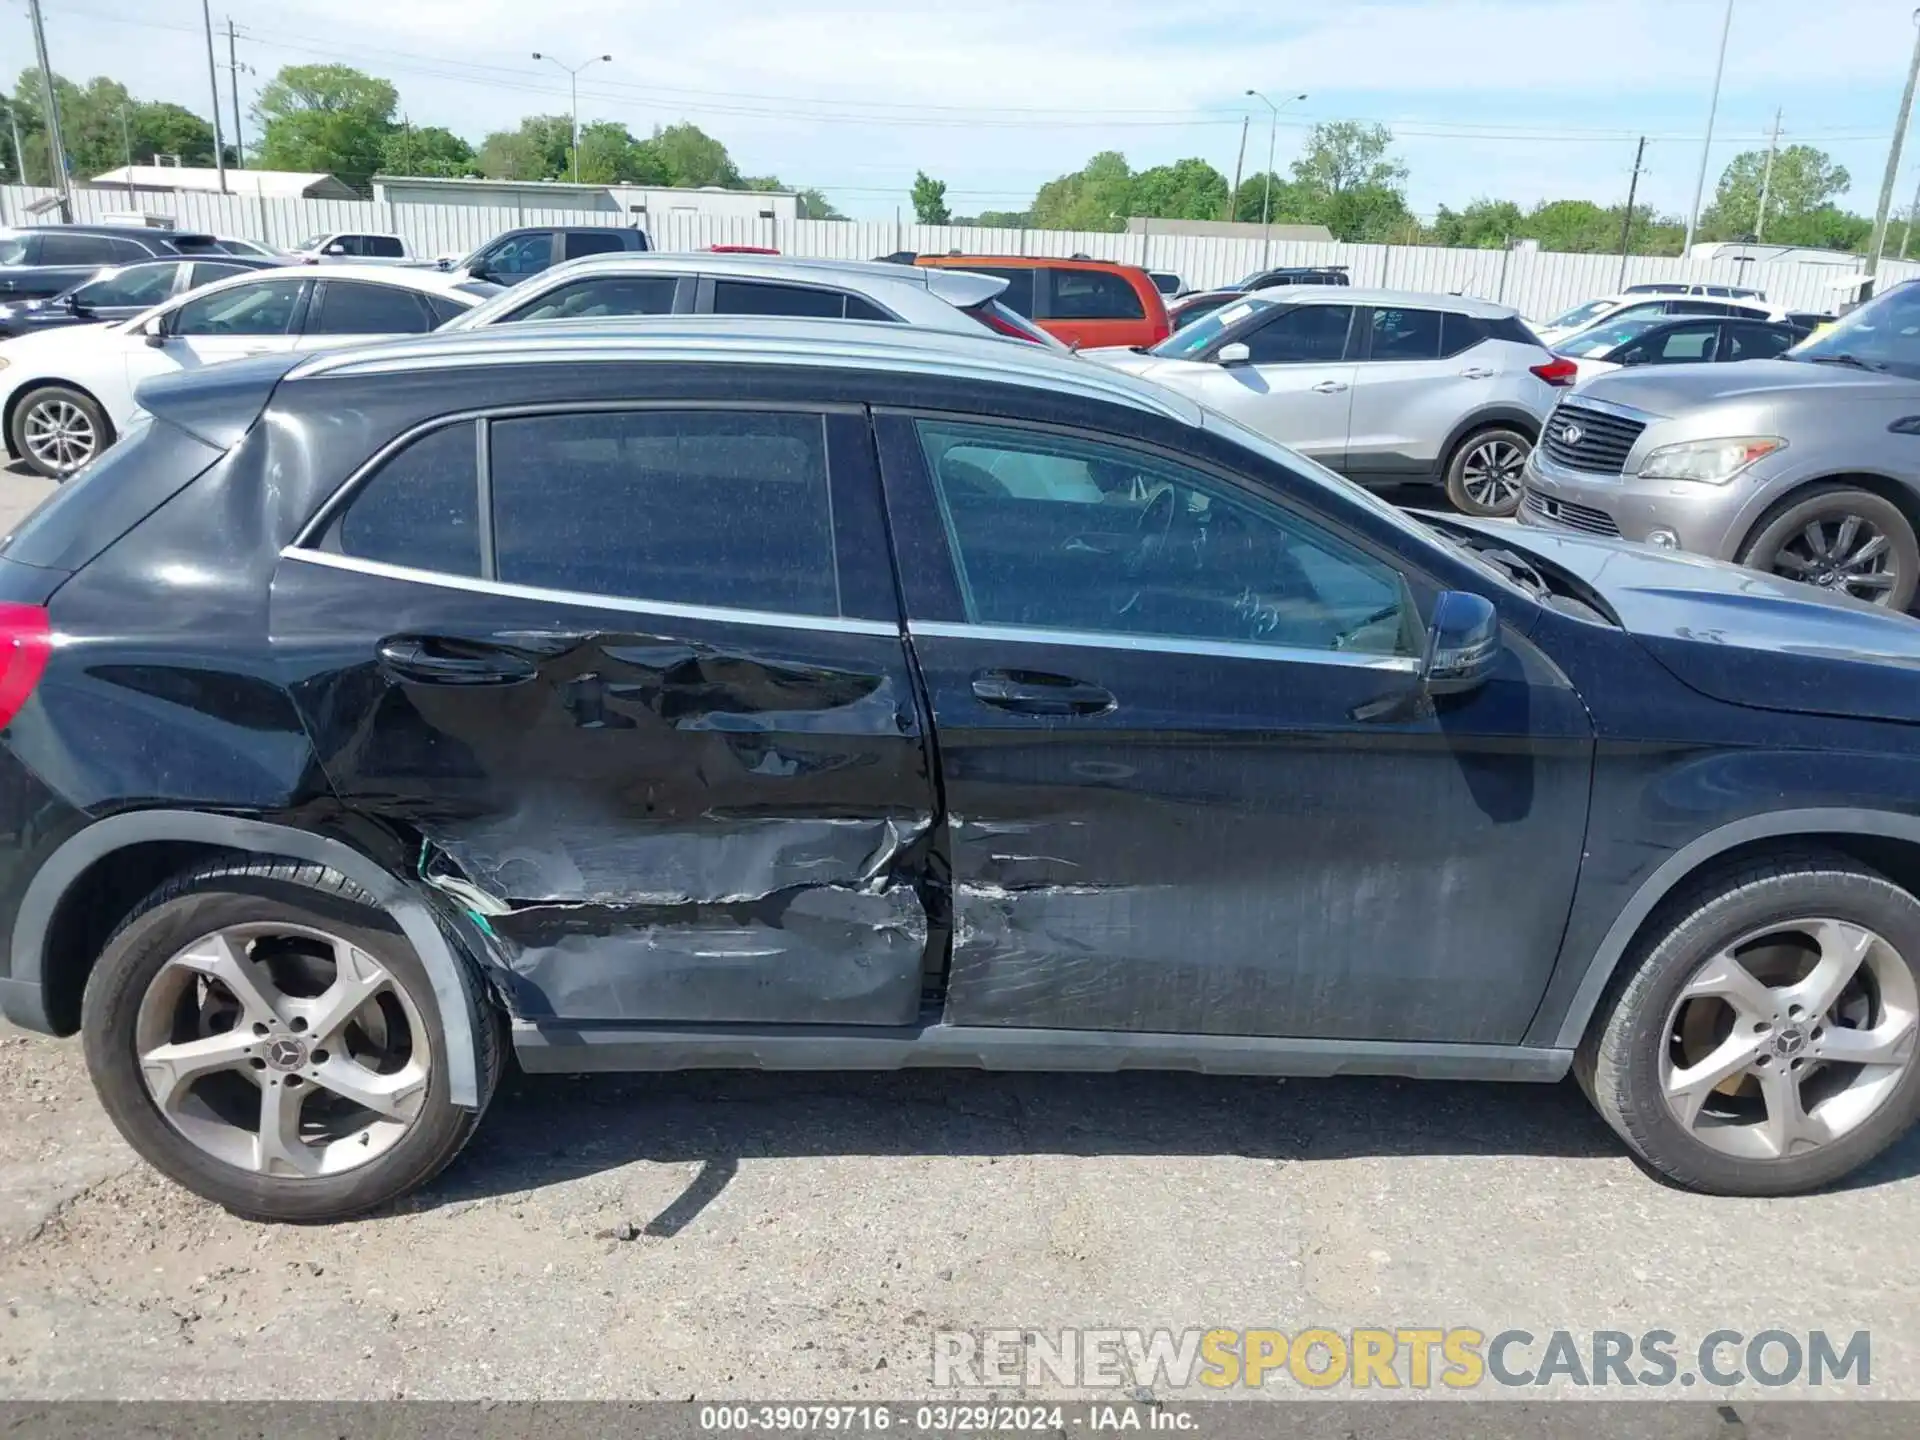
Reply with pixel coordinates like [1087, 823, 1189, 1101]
[9, 384, 112, 479]
[81, 860, 501, 1222]
[1443, 427, 1532, 518]
[1736, 485, 1919, 610]
[1577, 853, 1920, 1196]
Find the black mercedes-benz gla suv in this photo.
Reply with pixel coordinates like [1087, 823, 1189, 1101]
[1, 317, 1918, 1220]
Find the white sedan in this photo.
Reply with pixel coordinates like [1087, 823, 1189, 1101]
[0, 266, 497, 477]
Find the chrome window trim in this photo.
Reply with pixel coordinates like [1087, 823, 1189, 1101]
[910, 620, 1421, 671]
[473, 417, 495, 580]
[280, 549, 901, 638]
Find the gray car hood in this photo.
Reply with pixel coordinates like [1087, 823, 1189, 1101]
[1441, 515, 1920, 725]
[1571, 357, 1911, 416]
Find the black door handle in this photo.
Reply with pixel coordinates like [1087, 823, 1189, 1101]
[970, 669, 1115, 717]
[377, 636, 538, 686]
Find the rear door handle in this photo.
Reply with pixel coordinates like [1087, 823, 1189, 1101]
[1310, 379, 1349, 393]
[970, 669, 1115, 717]
[1459, 366, 1495, 379]
[378, 636, 538, 686]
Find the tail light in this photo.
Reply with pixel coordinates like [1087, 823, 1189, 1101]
[968, 302, 1047, 344]
[0, 605, 49, 731]
[1531, 356, 1579, 388]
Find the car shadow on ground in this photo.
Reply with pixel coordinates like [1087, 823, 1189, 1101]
[418, 1068, 1920, 1230]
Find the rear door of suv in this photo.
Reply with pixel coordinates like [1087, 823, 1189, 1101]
[1036, 265, 1164, 349]
[269, 379, 940, 1029]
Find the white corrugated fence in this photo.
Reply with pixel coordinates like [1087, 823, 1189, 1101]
[5, 183, 1915, 321]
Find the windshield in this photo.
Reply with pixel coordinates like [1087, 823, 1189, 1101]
[1557, 312, 1669, 357]
[1150, 297, 1273, 359]
[1541, 298, 1617, 332]
[296, 235, 330, 252]
[1786, 282, 1920, 379]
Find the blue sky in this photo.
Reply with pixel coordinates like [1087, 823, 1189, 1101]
[20, 0, 1920, 223]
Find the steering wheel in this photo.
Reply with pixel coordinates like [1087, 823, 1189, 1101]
[1113, 484, 1180, 617]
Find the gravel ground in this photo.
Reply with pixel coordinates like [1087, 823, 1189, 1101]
[0, 467, 1916, 1406]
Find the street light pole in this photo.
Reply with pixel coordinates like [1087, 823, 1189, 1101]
[533, 52, 613, 184]
[1682, 0, 1735, 257]
[1245, 89, 1307, 270]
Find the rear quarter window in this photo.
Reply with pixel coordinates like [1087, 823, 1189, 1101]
[325, 422, 481, 576]
[1047, 268, 1145, 321]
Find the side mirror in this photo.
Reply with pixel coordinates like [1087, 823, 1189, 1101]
[142, 315, 169, 348]
[60, 292, 83, 314]
[325, 243, 347, 256]
[1420, 590, 1501, 697]
[1216, 341, 1252, 367]
[1619, 348, 1648, 366]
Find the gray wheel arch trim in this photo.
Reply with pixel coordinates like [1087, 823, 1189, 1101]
[1439, 406, 1540, 470]
[11, 811, 484, 1108]
[1543, 806, 1920, 1051]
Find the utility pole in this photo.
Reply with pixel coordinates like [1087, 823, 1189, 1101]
[1867, 8, 1920, 292]
[119, 107, 134, 200]
[1683, 0, 1735, 257]
[1245, 89, 1306, 269]
[7, 105, 26, 189]
[200, 0, 228, 192]
[1224, 115, 1248, 222]
[1756, 107, 1782, 241]
[26, 0, 71, 218]
[223, 19, 250, 170]
[1617, 136, 1647, 291]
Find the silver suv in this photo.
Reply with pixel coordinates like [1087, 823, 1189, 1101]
[1519, 280, 1920, 611]
[1087, 287, 1572, 517]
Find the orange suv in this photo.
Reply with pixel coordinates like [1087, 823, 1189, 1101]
[915, 255, 1170, 349]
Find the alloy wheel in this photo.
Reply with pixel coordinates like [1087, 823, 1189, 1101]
[1458, 438, 1527, 512]
[21, 398, 97, 475]
[132, 922, 432, 1178]
[1768, 515, 1899, 603]
[1660, 917, 1919, 1161]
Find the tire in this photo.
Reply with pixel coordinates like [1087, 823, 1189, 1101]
[1443, 426, 1532, 518]
[80, 858, 503, 1223]
[1576, 851, 1920, 1196]
[8, 384, 113, 480]
[1735, 484, 1919, 611]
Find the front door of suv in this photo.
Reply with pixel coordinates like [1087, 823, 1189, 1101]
[878, 413, 1592, 1043]
[272, 401, 941, 1028]
[1179, 301, 1359, 468]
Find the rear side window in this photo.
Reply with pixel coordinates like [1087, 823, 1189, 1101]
[1047, 268, 1144, 321]
[169, 276, 306, 336]
[39, 233, 131, 266]
[190, 260, 256, 287]
[73, 263, 181, 308]
[972, 267, 1036, 316]
[329, 423, 481, 576]
[424, 293, 473, 326]
[490, 410, 838, 615]
[307, 281, 435, 335]
[361, 236, 406, 258]
[503, 275, 678, 323]
[1669, 299, 1733, 316]
[564, 230, 629, 259]
[710, 280, 849, 319]
[844, 294, 892, 321]
[1439, 312, 1489, 356]
[1724, 323, 1794, 361]
[1365, 307, 1443, 361]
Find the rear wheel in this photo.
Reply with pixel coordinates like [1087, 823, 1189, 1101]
[9, 384, 112, 479]
[1578, 853, 1920, 1195]
[81, 860, 501, 1222]
[1736, 485, 1919, 610]
[1443, 427, 1531, 518]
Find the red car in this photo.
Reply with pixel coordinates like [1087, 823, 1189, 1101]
[915, 255, 1170, 349]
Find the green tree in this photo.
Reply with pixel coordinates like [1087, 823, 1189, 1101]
[911, 170, 950, 224]
[1230, 173, 1311, 224]
[476, 115, 572, 180]
[795, 187, 845, 220]
[1290, 121, 1407, 201]
[650, 122, 740, 188]
[1520, 198, 1618, 252]
[252, 64, 397, 189]
[1029, 150, 1134, 230]
[380, 124, 474, 178]
[8, 71, 218, 182]
[1129, 157, 1228, 220]
[1428, 198, 1525, 248]
[573, 121, 668, 184]
[1700, 144, 1851, 242]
